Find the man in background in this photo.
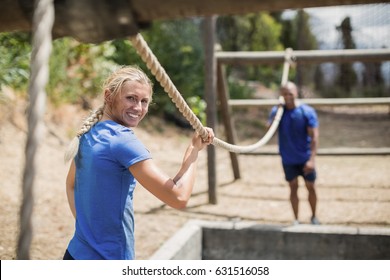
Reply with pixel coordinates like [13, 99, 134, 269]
[268, 81, 320, 225]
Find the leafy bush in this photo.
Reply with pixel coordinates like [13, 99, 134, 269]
[0, 32, 31, 93]
[48, 38, 117, 107]
[228, 78, 255, 99]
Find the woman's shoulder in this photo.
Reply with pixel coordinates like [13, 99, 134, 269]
[98, 120, 133, 134]
[93, 121, 138, 144]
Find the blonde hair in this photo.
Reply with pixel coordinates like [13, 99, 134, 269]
[64, 65, 153, 162]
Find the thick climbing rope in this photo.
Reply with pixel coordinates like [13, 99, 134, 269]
[17, 0, 54, 259]
[130, 34, 293, 153]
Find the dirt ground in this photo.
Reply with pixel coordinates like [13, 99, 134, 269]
[0, 95, 389, 260]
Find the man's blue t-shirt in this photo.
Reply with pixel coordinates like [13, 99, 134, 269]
[269, 104, 318, 165]
[67, 120, 151, 260]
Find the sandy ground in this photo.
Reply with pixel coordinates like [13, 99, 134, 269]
[0, 97, 389, 260]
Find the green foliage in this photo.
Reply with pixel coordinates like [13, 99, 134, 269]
[0, 32, 117, 106]
[187, 96, 207, 125]
[320, 86, 351, 98]
[227, 78, 255, 99]
[279, 10, 319, 89]
[0, 32, 31, 92]
[143, 19, 205, 116]
[217, 13, 282, 52]
[217, 13, 283, 86]
[108, 39, 142, 66]
[294, 10, 318, 50]
[321, 85, 390, 98]
[0, 20, 206, 121]
[48, 38, 117, 106]
[361, 86, 389, 98]
[335, 17, 358, 93]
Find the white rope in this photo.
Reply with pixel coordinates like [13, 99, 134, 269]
[17, 0, 54, 260]
[130, 34, 293, 153]
[209, 48, 294, 153]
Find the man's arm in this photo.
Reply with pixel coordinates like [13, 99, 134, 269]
[304, 126, 319, 174]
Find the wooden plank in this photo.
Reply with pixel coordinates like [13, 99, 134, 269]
[241, 147, 390, 156]
[0, 0, 385, 43]
[131, 0, 384, 22]
[217, 49, 390, 65]
[229, 97, 390, 107]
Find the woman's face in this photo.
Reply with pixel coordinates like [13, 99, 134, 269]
[107, 81, 151, 127]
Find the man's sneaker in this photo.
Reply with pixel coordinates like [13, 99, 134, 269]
[311, 216, 320, 225]
[292, 219, 300, 226]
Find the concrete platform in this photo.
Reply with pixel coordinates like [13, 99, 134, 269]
[150, 220, 390, 260]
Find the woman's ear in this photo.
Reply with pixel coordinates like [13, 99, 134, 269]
[104, 89, 112, 105]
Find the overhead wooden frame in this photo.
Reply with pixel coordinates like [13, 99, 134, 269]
[215, 48, 390, 160]
[0, 0, 386, 43]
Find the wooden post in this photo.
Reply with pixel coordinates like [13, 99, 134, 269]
[203, 16, 218, 204]
[217, 63, 241, 179]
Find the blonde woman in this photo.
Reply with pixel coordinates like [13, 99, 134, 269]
[63, 66, 214, 260]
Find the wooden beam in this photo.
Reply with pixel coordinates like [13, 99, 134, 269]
[241, 147, 390, 156]
[131, 0, 385, 22]
[0, 0, 386, 43]
[217, 64, 241, 180]
[217, 49, 390, 65]
[228, 97, 390, 107]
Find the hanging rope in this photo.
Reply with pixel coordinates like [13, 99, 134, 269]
[17, 0, 54, 260]
[130, 34, 293, 153]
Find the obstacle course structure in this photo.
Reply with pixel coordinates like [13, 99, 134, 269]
[1, 0, 388, 259]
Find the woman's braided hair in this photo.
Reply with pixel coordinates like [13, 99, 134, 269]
[63, 105, 104, 163]
[64, 65, 153, 163]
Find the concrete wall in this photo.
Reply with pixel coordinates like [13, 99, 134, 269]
[150, 221, 203, 260]
[150, 220, 390, 260]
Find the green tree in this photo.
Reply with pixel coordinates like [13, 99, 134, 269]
[362, 61, 387, 97]
[0, 32, 31, 92]
[335, 16, 357, 95]
[217, 13, 283, 89]
[48, 38, 117, 107]
[279, 10, 319, 94]
[0, 32, 117, 106]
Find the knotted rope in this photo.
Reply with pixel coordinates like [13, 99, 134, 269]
[17, 0, 54, 259]
[130, 34, 293, 153]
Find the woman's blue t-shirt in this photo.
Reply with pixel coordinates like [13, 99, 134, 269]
[67, 120, 151, 260]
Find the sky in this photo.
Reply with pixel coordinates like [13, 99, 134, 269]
[283, 3, 390, 85]
[283, 3, 390, 49]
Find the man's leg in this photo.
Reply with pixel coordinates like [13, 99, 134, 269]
[305, 180, 319, 224]
[288, 178, 299, 221]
